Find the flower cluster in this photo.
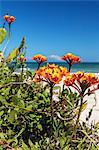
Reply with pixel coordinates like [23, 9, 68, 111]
[3, 15, 15, 24]
[62, 53, 80, 65]
[36, 64, 69, 85]
[64, 71, 99, 96]
[32, 54, 47, 64]
[18, 55, 26, 64]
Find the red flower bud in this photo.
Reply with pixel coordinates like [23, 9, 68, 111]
[3, 15, 15, 24]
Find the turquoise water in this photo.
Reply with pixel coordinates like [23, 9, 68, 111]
[25, 62, 99, 73]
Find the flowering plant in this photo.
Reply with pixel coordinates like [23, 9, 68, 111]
[64, 71, 99, 131]
[64, 71, 99, 97]
[0, 14, 99, 150]
[62, 53, 80, 72]
[18, 55, 27, 64]
[36, 64, 68, 118]
[3, 15, 15, 24]
[32, 54, 47, 63]
[36, 64, 68, 85]
[3, 14, 15, 39]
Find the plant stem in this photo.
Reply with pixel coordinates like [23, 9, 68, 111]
[72, 96, 83, 139]
[50, 84, 53, 119]
[73, 95, 83, 138]
[2, 23, 11, 54]
[76, 96, 83, 126]
[37, 63, 40, 70]
[2, 39, 9, 54]
[21, 63, 24, 81]
[68, 63, 72, 72]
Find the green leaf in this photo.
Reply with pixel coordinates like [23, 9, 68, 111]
[17, 99, 25, 108]
[53, 86, 61, 90]
[0, 110, 4, 116]
[16, 128, 24, 138]
[34, 96, 39, 100]
[0, 132, 7, 139]
[0, 28, 6, 44]
[59, 137, 66, 149]
[42, 91, 49, 98]
[13, 97, 25, 108]
[19, 36, 26, 50]
[29, 140, 39, 150]
[8, 110, 16, 123]
[22, 141, 29, 150]
[95, 122, 99, 129]
[0, 146, 3, 150]
[37, 124, 43, 131]
[6, 36, 26, 64]
[17, 89, 22, 98]
[63, 145, 70, 150]
[6, 47, 20, 63]
[26, 104, 33, 110]
[26, 70, 33, 77]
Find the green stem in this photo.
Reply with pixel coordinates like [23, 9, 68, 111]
[2, 24, 11, 54]
[21, 63, 24, 81]
[50, 84, 55, 135]
[2, 23, 11, 54]
[2, 39, 9, 54]
[73, 95, 84, 137]
[76, 96, 83, 126]
[50, 84, 54, 119]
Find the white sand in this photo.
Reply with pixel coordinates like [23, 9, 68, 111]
[80, 92, 99, 125]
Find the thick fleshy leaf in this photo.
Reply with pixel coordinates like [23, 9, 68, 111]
[6, 36, 26, 63]
[0, 28, 7, 44]
[19, 36, 26, 49]
[6, 47, 20, 63]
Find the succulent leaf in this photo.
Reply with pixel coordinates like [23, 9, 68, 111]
[0, 28, 7, 44]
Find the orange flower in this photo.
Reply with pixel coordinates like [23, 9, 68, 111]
[64, 72, 99, 96]
[64, 74, 76, 86]
[3, 15, 15, 24]
[3, 15, 9, 21]
[36, 64, 68, 85]
[32, 54, 47, 64]
[59, 66, 69, 76]
[18, 55, 26, 64]
[48, 64, 58, 69]
[62, 53, 80, 65]
[74, 72, 98, 86]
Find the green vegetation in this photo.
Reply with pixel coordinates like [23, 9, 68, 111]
[0, 15, 99, 150]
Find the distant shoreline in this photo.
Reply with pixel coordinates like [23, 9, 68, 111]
[10, 62, 99, 73]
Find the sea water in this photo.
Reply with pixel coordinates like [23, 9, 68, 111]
[25, 62, 99, 73]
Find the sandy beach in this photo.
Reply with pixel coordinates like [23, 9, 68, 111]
[80, 91, 99, 125]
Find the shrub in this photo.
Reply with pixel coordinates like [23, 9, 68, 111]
[0, 15, 99, 149]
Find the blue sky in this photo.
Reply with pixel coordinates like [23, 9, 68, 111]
[1, 0, 99, 62]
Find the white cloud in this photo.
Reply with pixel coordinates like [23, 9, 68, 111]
[49, 55, 62, 61]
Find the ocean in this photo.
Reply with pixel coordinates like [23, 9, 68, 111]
[25, 62, 99, 73]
